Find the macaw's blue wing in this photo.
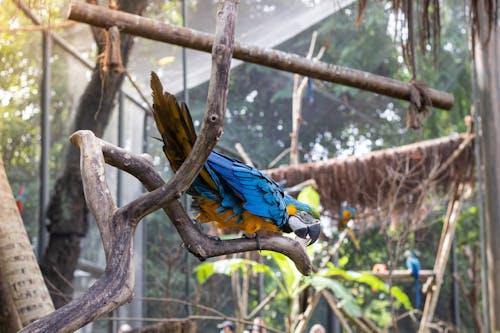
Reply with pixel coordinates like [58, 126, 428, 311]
[206, 151, 288, 227]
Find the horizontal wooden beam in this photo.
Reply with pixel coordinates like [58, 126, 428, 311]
[372, 269, 435, 282]
[68, 2, 454, 110]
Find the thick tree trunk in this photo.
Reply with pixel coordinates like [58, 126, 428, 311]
[41, 0, 148, 308]
[0, 154, 55, 328]
[474, 2, 500, 330]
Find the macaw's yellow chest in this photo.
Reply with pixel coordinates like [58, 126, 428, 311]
[195, 199, 280, 235]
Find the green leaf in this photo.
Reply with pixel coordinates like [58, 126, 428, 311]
[310, 276, 362, 317]
[194, 261, 215, 285]
[193, 258, 272, 285]
[297, 186, 320, 210]
[389, 286, 412, 310]
[468, 206, 478, 215]
[338, 255, 349, 267]
[261, 250, 301, 295]
[320, 263, 412, 310]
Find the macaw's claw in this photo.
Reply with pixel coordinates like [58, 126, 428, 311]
[286, 211, 321, 245]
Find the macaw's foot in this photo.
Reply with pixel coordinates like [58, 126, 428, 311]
[285, 211, 321, 245]
[207, 234, 221, 242]
[242, 232, 262, 250]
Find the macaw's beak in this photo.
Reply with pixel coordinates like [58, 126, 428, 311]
[286, 211, 321, 245]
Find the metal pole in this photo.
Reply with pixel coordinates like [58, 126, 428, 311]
[182, 0, 189, 106]
[109, 90, 125, 333]
[452, 236, 460, 331]
[472, 48, 491, 333]
[257, 255, 264, 304]
[182, 0, 192, 318]
[38, 30, 50, 260]
[117, 91, 124, 207]
[326, 252, 340, 333]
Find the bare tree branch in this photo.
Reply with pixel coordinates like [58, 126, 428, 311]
[69, 132, 116, 257]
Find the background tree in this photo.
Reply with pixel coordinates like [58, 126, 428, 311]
[0, 153, 54, 330]
[40, 0, 149, 308]
[472, 1, 500, 330]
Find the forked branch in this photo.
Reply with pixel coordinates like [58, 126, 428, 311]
[100, 133, 312, 275]
[19, 2, 311, 332]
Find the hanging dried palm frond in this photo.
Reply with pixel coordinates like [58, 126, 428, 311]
[356, 0, 442, 78]
[357, 0, 497, 70]
[417, 0, 441, 61]
[265, 134, 474, 226]
[470, 0, 497, 58]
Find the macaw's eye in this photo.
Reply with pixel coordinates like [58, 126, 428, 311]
[287, 215, 308, 238]
[295, 210, 319, 225]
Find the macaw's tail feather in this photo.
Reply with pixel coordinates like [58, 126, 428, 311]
[151, 72, 195, 171]
[346, 229, 361, 250]
[150, 72, 216, 191]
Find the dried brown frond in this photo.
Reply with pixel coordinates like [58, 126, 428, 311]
[265, 134, 474, 229]
[470, 0, 497, 58]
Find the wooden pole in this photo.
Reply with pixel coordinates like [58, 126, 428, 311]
[67, 2, 454, 110]
[473, 2, 500, 330]
[372, 269, 435, 282]
[418, 182, 465, 333]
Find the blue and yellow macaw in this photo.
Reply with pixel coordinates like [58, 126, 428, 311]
[404, 249, 421, 308]
[338, 206, 360, 249]
[150, 72, 321, 244]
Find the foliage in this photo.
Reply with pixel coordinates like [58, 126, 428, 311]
[0, 0, 73, 237]
[320, 262, 412, 311]
[195, 258, 272, 286]
[194, 246, 413, 330]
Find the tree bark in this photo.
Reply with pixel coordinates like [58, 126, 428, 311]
[473, 2, 500, 330]
[41, 0, 149, 308]
[0, 154, 55, 328]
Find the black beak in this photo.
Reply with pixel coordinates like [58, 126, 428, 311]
[307, 223, 321, 245]
[286, 212, 321, 245]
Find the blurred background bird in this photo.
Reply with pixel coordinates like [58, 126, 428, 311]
[150, 72, 321, 244]
[15, 184, 26, 213]
[404, 249, 421, 308]
[337, 205, 360, 249]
